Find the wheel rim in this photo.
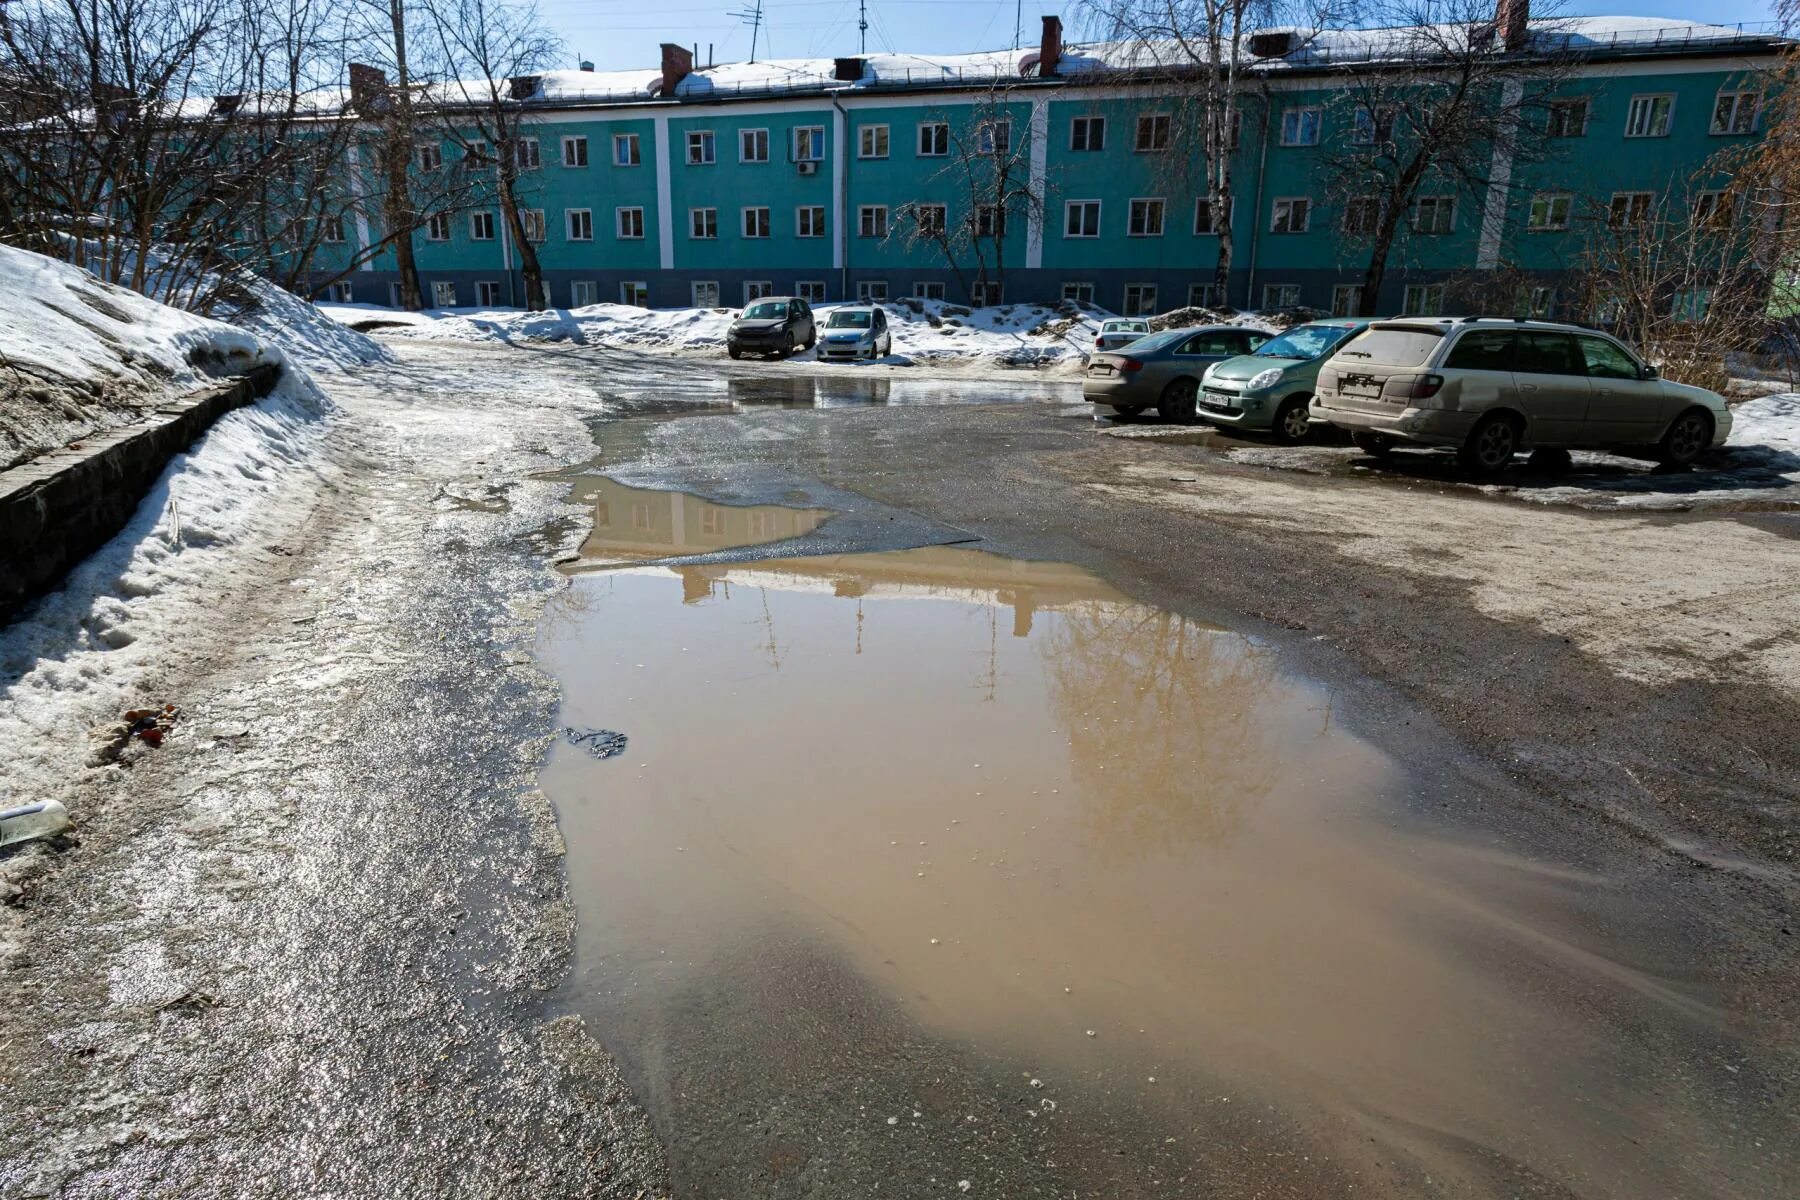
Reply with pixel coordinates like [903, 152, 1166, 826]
[1670, 414, 1708, 459]
[1476, 421, 1516, 468]
[1282, 404, 1309, 440]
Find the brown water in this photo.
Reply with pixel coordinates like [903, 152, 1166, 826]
[538, 536, 1778, 1196]
[559, 476, 831, 569]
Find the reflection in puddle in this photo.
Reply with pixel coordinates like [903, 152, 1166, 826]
[557, 477, 831, 569]
[538, 543, 1772, 1195]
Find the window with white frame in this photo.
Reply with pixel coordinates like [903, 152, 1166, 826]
[1547, 98, 1589, 137]
[519, 209, 546, 242]
[1070, 115, 1105, 151]
[1065, 199, 1100, 238]
[793, 125, 826, 161]
[1413, 195, 1456, 234]
[1061, 282, 1094, 304]
[1351, 105, 1393, 145]
[1330, 284, 1361, 316]
[742, 206, 771, 238]
[918, 122, 949, 156]
[1280, 107, 1322, 146]
[1122, 283, 1158, 316]
[1402, 283, 1445, 315]
[464, 141, 490, 166]
[432, 280, 458, 307]
[740, 128, 769, 162]
[1528, 286, 1555, 317]
[976, 119, 1011, 156]
[473, 281, 500, 307]
[571, 280, 598, 307]
[1194, 198, 1225, 235]
[388, 282, 404, 306]
[513, 138, 541, 169]
[620, 281, 648, 306]
[325, 281, 353, 303]
[974, 204, 1004, 238]
[1712, 90, 1759, 135]
[856, 280, 888, 301]
[617, 206, 645, 238]
[469, 211, 496, 241]
[859, 124, 889, 159]
[562, 136, 588, 167]
[859, 205, 888, 238]
[1271, 197, 1311, 233]
[1262, 283, 1301, 309]
[1608, 190, 1653, 227]
[1128, 198, 1165, 237]
[566, 208, 593, 241]
[1625, 94, 1674, 138]
[971, 281, 1002, 306]
[417, 143, 442, 171]
[426, 212, 451, 241]
[692, 280, 720, 307]
[690, 208, 717, 239]
[613, 133, 641, 166]
[797, 280, 828, 303]
[797, 205, 826, 237]
[1693, 189, 1732, 226]
[1189, 282, 1219, 309]
[1527, 193, 1571, 231]
[321, 215, 346, 243]
[1135, 112, 1170, 152]
[1342, 196, 1381, 236]
[912, 204, 947, 237]
[915, 281, 947, 300]
[686, 130, 716, 164]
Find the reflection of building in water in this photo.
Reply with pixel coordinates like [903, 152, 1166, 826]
[566, 478, 831, 563]
[726, 377, 892, 407]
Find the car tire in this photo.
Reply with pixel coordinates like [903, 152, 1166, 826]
[728, 346, 742, 360]
[1654, 408, 1713, 468]
[1351, 431, 1395, 458]
[1271, 396, 1312, 445]
[805, 329, 816, 350]
[782, 332, 798, 357]
[1458, 413, 1521, 475]
[1157, 378, 1200, 424]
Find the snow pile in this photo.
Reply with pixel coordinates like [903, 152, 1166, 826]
[212, 269, 390, 376]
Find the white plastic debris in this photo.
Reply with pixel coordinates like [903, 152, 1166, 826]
[959, 1182, 972, 1193]
[0, 800, 70, 848]
[1029, 1078, 1043, 1088]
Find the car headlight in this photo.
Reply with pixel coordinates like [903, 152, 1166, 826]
[1247, 367, 1284, 391]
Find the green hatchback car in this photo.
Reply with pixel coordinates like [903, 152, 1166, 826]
[1198, 318, 1374, 443]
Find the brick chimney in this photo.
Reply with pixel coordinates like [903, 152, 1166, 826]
[347, 62, 388, 114]
[659, 43, 694, 96]
[508, 74, 541, 100]
[1039, 15, 1063, 77]
[1495, 0, 1529, 51]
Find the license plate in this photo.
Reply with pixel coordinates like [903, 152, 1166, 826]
[1089, 364, 1114, 376]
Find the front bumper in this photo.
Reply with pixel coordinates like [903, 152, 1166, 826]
[1309, 395, 1478, 445]
[1194, 383, 1274, 429]
[819, 339, 872, 359]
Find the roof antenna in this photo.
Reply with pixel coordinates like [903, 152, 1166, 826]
[1013, 0, 1021, 49]
[859, 0, 868, 54]
[731, 0, 765, 63]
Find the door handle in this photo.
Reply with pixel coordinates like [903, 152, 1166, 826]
[1518, 383, 1539, 392]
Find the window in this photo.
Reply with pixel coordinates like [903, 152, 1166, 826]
[1694, 190, 1732, 227]
[620, 281, 648, 306]
[1280, 107, 1322, 146]
[690, 207, 717, 239]
[562, 136, 588, 167]
[1444, 329, 1515, 369]
[856, 280, 888, 302]
[1527, 193, 1571, 231]
[1413, 196, 1456, 235]
[692, 281, 720, 307]
[1135, 113, 1170, 152]
[1342, 197, 1381, 236]
[1188, 283, 1218, 309]
[1608, 191, 1653, 227]
[1271, 197, 1311, 233]
[859, 124, 889, 159]
[859, 205, 888, 238]
[388, 282, 404, 306]
[614, 133, 641, 166]
[1262, 283, 1301, 309]
[514, 138, 541, 169]
[971, 281, 1002, 306]
[1625, 94, 1674, 138]
[326, 282, 353, 303]
[793, 125, 826, 161]
[469, 211, 496, 241]
[617, 206, 645, 239]
[517, 209, 545, 242]
[566, 208, 593, 241]
[1576, 334, 1640, 379]
[1065, 200, 1100, 238]
[1351, 105, 1393, 145]
[1547, 98, 1589, 138]
[740, 128, 769, 162]
[1194, 198, 1225, 235]
[687, 130, 716, 164]
[417, 143, 442, 171]
[1514, 330, 1582, 374]
[976, 119, 1011, 157]
[918, 122, 949, 156]
[463, 141, 490, 166]
[473, 281, 500, 307]
[571, 280, 598, 307]
[1070, 115, 1105, 151]
[915, 281, 947, 300]
[1328, 285, 1359, 316]
[742, 207, 771, 238]
[426, 213, 450, 242]
[432, 280, 458, 307]
[797, 280, 828, 303]
[1123, 283, 1158, 315]
[797, 205, 826, 237]
[1529, 287, 1555, 317]
[1402, 283, 1445, 316]
[1712, 90, 1759, 135]
[321, 216, 346, 244]
[974, 205, 1004, 238]
[1128, 198, 1165, 237]
[1061, 282, 1095, 304]
[1671, 288, 1712, 321]
[912, 204, 947, 237]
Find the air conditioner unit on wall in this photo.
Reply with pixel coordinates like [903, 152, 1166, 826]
[797, 160, 818, 175]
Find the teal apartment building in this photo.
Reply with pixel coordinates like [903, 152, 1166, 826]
[315, 10, 1788, 316]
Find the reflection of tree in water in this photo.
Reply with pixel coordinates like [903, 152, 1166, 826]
[1040, 602, 1282, 857]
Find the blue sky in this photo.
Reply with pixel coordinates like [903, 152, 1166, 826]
[532, 0, 1780, 72]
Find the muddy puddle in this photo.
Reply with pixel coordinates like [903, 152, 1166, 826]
[557, 477, 832, 569]
[536, 499, 1781, 1196]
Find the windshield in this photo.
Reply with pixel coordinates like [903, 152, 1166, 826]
[827, 310, 872, 329]
[743, 301, 789, 320]
[1119, 329, 1185, 353]
[1102, 320, 1149, 333]
[1254, 323, 1353, 361]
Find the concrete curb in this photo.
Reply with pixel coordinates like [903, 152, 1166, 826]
[0, 362, 283, 624]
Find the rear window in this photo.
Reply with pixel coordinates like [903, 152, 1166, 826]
[1337, 326, 1445, 366]
[1444, 330, 1515, 371]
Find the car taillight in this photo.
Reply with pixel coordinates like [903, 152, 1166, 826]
[1384, 374, 1445, 400]
[1119, 358, 1145, 372]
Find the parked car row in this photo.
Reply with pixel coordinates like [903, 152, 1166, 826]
[1084, 316, 1732, 472]
[727, 296, 895, 362]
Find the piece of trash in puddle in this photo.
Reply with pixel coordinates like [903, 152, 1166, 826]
[563, 728, 629, 759]
[1, 800, 72, 849]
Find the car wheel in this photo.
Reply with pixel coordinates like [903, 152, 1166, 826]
[1655, 408, 1713, 467]
[728, 346, 741, 360]
[1351, 431, 1395, 458]
[784, 332, 798, 357]
[1113, 405, 1147, 421]
[805, 328, 816, 350]
[1458, 413, 1521, 475]
[1157, 378, 1200, 424]
[1271, 396, 1312, 444]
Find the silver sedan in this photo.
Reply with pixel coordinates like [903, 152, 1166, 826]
[1083, 325, 1271, 422]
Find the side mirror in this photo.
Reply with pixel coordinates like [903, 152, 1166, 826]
[1640, 363, 1660, 380]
